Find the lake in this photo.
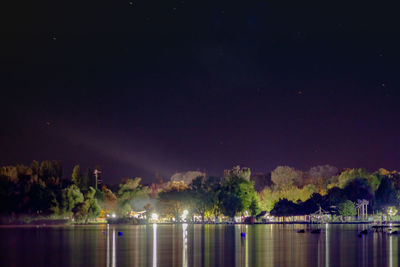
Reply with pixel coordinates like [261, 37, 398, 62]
[0, 224, 398, 266]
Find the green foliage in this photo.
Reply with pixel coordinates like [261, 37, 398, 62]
[72, 187, 101, 222]
[337, 168, 379, 190]
[71, 165, 81, 187]
[101, 186, 118, 212]
[259, 184, 317, 212]
[117, 178, 150, 215]
[224, 166, 251, 181]
[86, 187, 101, 219]
[187, 176, 214, 221]
[62, 184, 84, 214]
[249, 194, 261, 216]
[205, 176, 223, 219]
[81, 168, 96, 191]
[387, 206, 398, 217]
[94, 189, 105, 202]
[337, 200, 356, 216]
[2, 161, 400, 223]
[219, 167, 258, 218]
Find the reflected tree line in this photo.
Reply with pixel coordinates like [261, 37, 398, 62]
[1, 161, 400, 223]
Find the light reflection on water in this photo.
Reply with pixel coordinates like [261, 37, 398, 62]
[1, 224, 400, 267]
[153, 223, 157, 267]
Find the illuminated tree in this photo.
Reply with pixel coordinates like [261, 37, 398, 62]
[336, 168, 379, 191]
[271, 166, 302, 190]
[61, 184, 84, 215]
[73, 187, 101, 222]
[305, 165, 338, 193]
[224, 166, 251, 181]
[170, 171, 206, 185]
[219, 167, 258, 219]
[387, 206, 398, 219]
[101, 186, 118, 212]
[260, 188, 280, 212]
[118, 178, 150, 215]
[158, 186, 190, 221]
[338, 200, 356, 216]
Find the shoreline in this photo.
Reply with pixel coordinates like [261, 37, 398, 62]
[1, 221, 397, 226]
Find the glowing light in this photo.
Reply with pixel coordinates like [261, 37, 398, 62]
[112, 213, 116, 218]
[388, 207, 398, 217]
[152, 213, 159, 221]
[181, 210, 189, 221]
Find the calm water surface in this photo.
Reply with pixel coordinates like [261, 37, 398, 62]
[0, 224, 398, 267]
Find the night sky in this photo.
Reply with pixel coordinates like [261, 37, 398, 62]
[1, 1, 400, 183]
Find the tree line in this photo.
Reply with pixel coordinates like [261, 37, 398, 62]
[1, 161, 399, 223]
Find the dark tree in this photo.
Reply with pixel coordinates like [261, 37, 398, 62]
[250, 172, 272, 192]
[270, 199, 299, 217]
[375, 177, 399, 211]
[325, 187, 346, 208]
[343, 178, 373, 203]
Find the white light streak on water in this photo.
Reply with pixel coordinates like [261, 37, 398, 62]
[112, 229, 116, 267]
[153, 224, 157, 267]
[107, 225, 110, 267]
[182, 223, 188, 267]
[389, 235, 393, 267]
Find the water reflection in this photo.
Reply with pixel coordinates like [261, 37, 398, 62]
[182, 223, 188, 267]
[325, 223, 329, 267]
[3, 224, 400, 267]
[112, 228, 116, 267]
[105, 225, 116, 267]
[153, 224, 157, 267]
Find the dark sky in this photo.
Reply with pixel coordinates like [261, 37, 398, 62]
[1, 1, 400, 183]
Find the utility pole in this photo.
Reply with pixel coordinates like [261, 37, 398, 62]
[94, 169, 102, 190]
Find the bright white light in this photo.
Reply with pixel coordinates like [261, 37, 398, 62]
[152, 213, 159, 221]
[181, 210, 189, 221]
[112, 213, 116, 218]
